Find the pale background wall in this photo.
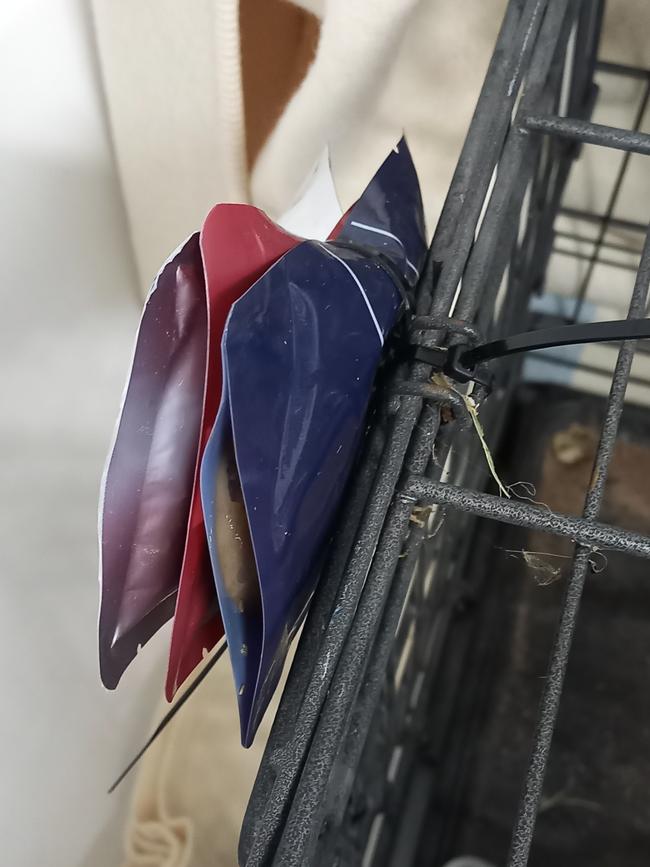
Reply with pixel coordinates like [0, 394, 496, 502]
[0, 3, 171, 865]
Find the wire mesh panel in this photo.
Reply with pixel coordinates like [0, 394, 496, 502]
[239, 1, 650, 864]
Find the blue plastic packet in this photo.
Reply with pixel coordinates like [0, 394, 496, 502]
[200, 139, 426, 745]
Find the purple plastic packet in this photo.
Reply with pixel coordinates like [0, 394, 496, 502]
[98, 236, 207, 688]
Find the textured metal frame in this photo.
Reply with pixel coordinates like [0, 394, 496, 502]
[239, 2, 650, 865]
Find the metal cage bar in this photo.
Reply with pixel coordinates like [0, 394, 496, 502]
[506, 226, 650, 866]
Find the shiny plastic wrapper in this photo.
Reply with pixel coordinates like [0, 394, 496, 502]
[98, 235, 207, 688]
[165, 207, 299, 699]
[200, 140, 426, 744]
[99, 157, 344, 691]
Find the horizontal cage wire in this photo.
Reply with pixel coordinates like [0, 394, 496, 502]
[239, 1, 650, 866]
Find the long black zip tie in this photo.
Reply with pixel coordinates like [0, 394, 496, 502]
[415, 317, 650, 384]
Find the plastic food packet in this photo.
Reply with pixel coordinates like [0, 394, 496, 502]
[200, 139, 426, 745]
[100, 155, 344, 692]
[98, 235, 207, 688]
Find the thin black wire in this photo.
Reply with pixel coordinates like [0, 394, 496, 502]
[559, 205, 647, 235]
[107, 640, 228, 794]
[526, 350, 650, 390]
[571, 77, 650, 320]
[553, 245, 640, 272]
[554, 228, 644, 255]
[596, 59, 650, 81]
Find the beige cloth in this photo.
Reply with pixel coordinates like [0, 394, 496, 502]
[120, 646, 291, 867]
[91, 0, 506, 292]
[91, 0, 318, 290]
[91, 0, 248, 290]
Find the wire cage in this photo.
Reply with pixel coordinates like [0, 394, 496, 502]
[239, 1, 650, 865]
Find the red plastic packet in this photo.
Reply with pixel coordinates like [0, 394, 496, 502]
[165, 206, 298, 698]
[166, 153, 347, 696]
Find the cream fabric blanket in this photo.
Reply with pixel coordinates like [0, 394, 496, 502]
[120, 647, 289, 867]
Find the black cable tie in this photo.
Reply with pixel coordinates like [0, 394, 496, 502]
[461, 317, 650, 369]
[413, 344, 494, 390]
[415, 317, 650, 387]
